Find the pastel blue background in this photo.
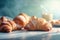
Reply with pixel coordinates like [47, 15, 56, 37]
[0, 0, 60, 19]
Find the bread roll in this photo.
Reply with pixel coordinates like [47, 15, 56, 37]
[13, 13, 31, 27]
[24, 17, 52, 31]
[50, 20, 60, 25]
[0, 16, 20, 33]
[0, 21, 12, 32]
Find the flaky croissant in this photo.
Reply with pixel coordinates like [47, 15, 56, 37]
[50, 20, 60, 25]
[24, 16, 52, 31]
[0, 16, 20, 33]
[13, 13, 31, 28]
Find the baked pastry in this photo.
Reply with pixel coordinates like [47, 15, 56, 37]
[13, 13, 31, 28]
[50, 20, 60, 25]
[24, 17, 52, 31]
[24, 16, 37, 30]
[0, 16, 20, 33]
[7, 20, 21, 31]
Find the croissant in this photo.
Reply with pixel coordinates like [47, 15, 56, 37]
[24, 16, 52, 31]
[49, 20, 60, 25]
[13, 13, 31, 28]
[0, 16, 20, 33]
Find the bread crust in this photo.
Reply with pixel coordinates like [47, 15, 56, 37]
[24, 17, 52, 31]
[13, 13, 30, 27]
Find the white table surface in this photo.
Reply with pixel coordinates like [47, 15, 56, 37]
[0, 27, 60, 40]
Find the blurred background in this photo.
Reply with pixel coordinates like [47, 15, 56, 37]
[0, 0, 60, 19]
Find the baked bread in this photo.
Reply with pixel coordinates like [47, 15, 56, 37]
[0, 16, 20, 33]
[24, 17, 52, 31]
[13, 13, 31, 28]
[50, 20, 60, 25]
[0, 13, 53, 33]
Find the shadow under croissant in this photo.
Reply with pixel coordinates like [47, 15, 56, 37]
[0, 28, 21, 33]
[25, 30, 50, 32]
[0, 30, 11, 33]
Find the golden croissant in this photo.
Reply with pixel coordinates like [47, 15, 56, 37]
[0, 16, 20, 33]
[24, 16, 52, 31]
[13, 13, 31, 28]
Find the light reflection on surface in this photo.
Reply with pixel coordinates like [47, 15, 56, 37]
[0, 28, 60, 40]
